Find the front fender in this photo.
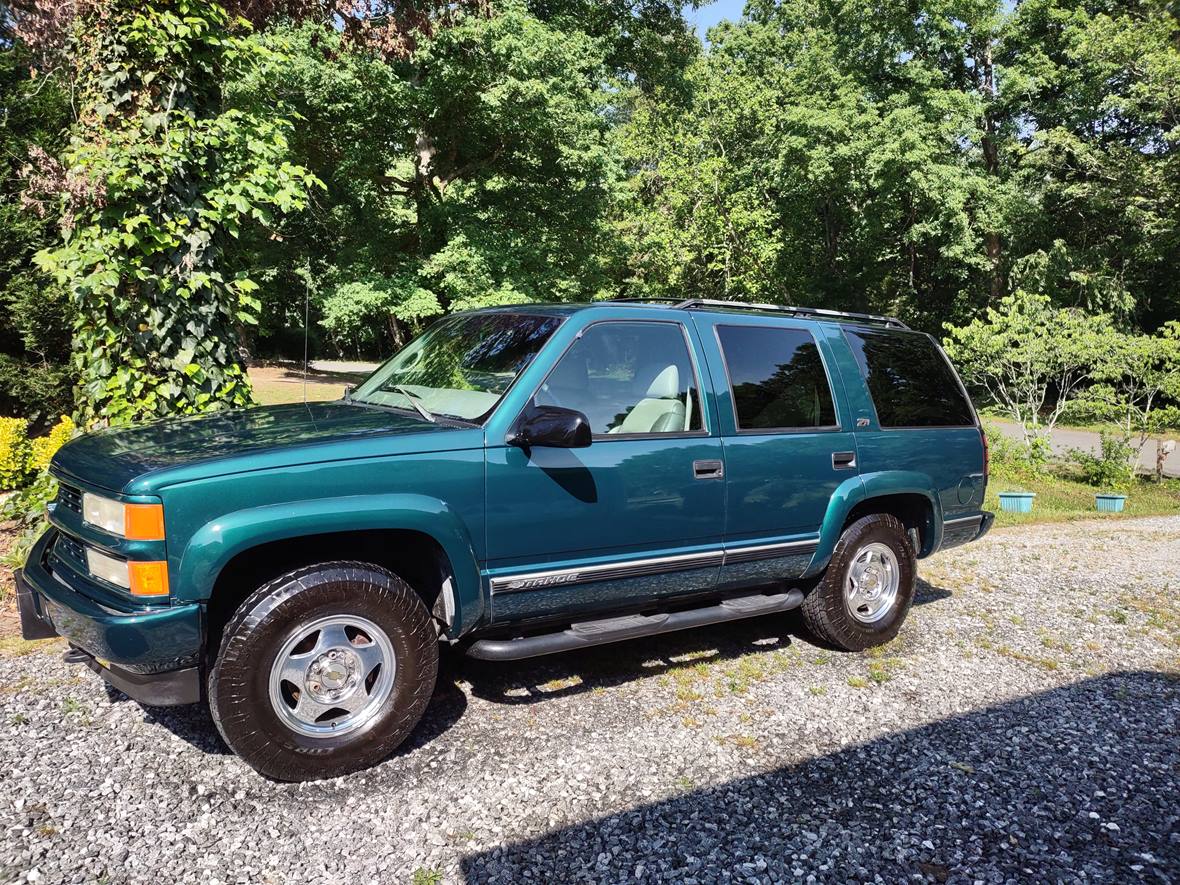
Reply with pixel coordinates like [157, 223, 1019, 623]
[806, 471, 942, 576]
[176, 493, 484, 635]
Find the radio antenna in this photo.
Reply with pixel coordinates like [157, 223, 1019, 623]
[302, 263, 310, 404]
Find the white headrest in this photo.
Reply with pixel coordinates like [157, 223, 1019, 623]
[645, 365, 680, 399]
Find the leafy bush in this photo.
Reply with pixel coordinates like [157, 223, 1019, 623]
[0, 415, 73, 567]
[1069, 432, 1136, 490]
[0, 417, 31, 490]
[0, 356, 74, 434]
[983, 422, 1050, 472]
[1, 470, 58, 568]
[28, 415, 75, 473]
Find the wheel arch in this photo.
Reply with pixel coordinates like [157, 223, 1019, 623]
[177, 494, 484, 647]
[809, 472, 942, 575]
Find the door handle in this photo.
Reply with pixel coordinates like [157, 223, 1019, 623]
[832, 451, 857, 470]
[693, 459, 724, 480]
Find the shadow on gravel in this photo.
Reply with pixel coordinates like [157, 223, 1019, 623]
[107, 575, 956, 760]
[459, 577, 954, 707]
[460, 671, 1180, 883]
[456, 612, 803, 707]
[914, 577, 952, 606]
[115, 670, 470, 761]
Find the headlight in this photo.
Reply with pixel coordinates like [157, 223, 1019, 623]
[84, 548, 170, 596]
[85, 547, 130, 588]
[81, 492, 165, 540]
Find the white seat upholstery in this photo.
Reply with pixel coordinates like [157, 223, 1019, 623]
[610, 365, 686, 434]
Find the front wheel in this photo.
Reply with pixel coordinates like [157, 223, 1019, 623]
[209, 561, 439, 781]
[800, 514, 916, 651]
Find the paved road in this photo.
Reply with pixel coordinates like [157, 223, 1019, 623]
[988, 419, 1179, 478]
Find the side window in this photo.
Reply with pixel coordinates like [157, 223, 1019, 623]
[534, 322, 703, 436]
[716, 325, 837, 431]
[843, 328, 975, 427]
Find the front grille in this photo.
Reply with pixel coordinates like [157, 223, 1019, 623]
[57, 483, 82, 514]
[54, 533, 86, 567]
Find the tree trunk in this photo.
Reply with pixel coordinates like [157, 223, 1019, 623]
[979, 40, 1003, 301]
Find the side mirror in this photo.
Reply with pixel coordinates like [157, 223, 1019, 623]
[508, 405, 592, 449]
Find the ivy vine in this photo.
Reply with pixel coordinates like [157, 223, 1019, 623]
[35, 0, 319, 425]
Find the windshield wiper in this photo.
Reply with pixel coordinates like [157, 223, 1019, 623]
[392, 385, 436, 423]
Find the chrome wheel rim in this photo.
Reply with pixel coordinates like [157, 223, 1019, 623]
[267, 615, 396, 739]
[845, 542, 900, 624]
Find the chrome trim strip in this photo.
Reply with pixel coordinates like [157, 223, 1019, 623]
[722, 539, 818, 565]
[943, 514, 984, 527]
[490, 539, 818, 594]
[491, 549, 724, 594]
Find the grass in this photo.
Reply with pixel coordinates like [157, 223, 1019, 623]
[987, 462, 1180, 528]
[248, 373, 347, 406]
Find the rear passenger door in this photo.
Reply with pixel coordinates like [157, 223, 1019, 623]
[838, 327, 986, 532]
[696, 317, 859, 589]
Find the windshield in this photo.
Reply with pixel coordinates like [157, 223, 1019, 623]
[350, 313, 565, 422]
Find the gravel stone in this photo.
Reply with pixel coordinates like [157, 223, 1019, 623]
[1, 517, 1178, 884]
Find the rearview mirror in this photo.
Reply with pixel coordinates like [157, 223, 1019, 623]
[508, 405, 592, 449]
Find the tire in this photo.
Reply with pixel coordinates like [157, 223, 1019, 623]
[800, 514, 916, 652]
[209, 561, 439, 781]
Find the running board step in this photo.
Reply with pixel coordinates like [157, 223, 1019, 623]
[466, 589, 804, 661]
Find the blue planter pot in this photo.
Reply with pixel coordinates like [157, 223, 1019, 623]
[1095, 494, 1126, 513]
[998, 491, 1036, 513]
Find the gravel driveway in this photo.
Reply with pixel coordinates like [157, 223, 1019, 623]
[3, 517, 1178, 884]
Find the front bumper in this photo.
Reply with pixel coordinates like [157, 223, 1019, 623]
[17, 531, 204, 706]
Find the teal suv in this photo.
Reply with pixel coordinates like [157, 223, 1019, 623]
[18, 299, 991, 780]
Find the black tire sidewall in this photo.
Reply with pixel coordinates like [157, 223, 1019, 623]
[209, 563, 438, 780]
[806, 514, 916, 651]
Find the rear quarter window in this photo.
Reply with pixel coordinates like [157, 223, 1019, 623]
[843, 328, 975, 428]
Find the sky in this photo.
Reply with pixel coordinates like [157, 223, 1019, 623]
[684, 0, 747, 40]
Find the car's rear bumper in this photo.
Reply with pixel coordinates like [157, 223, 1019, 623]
[937, 510, 995, 551]
[17, 531, 203, 706]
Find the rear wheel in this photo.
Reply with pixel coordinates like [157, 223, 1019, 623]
[209, 561, 438, 781]
[800, 514, 915, 651]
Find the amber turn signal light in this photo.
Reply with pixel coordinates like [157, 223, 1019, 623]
[128, 560, 169, 597]
[124, 503, 165, 541]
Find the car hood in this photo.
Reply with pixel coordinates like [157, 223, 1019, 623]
[51, 401, 465, 494]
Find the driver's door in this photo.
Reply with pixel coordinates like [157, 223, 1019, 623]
[484, 319, 725, 624]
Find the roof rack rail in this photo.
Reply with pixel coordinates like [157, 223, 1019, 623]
[603, 297, 909, 329]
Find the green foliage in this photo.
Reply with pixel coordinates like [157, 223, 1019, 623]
[28, 415, 76, 473]
[320, 277, 443, 354]
[0, 35, 76, 429]
[983, 422, 1051, 472]
[1068, 432, 1137, 490]
[1002, 0, 1180, 324]
[944, 291, 1114, 458]
[227, 7, 622, 359]
[617, 0, 1180, 334]
[33, 1, 319, 425]
[1, 0, 1177, 420]
[0, 470, 59, 568]
[0, 417, 32, 490]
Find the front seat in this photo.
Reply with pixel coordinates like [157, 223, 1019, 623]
[610, 365, 686, 433]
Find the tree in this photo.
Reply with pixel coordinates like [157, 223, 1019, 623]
[29, 1, 319, 425]
[0, 20, 74, 429]
[943, 290, 1114, 461]
[617, 0, 1005, 327]
[1083, 323, 1180, 459]
[999, 0, 1180, 324]
[227, 4, 647, 359]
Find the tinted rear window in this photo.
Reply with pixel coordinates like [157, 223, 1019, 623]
[843, 329, 974, 428]
[717, 325, 837, 430]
